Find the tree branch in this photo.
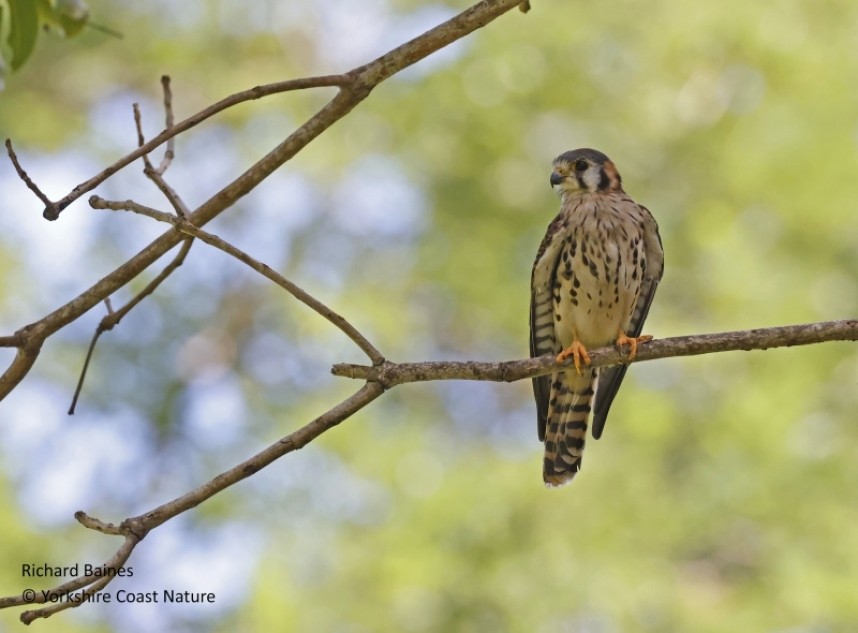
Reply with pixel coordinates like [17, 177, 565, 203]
[154, 75, 176, 175]
[133, 82, 188, 216]
[4, 140, 52, 208]
[0, 334, 25, 348]
[332, 320, 858, 386]
[69, 86, 194, 413]
[0, 0, 526, 401]
[68, 239, 194, 414]
[0, 382, 383, 624]
[90, 196, 384, 364]
[132, 381, 384, 532]
[38, 74, 351, 220]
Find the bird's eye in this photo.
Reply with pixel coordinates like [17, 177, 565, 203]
[574, 160, 589, 172]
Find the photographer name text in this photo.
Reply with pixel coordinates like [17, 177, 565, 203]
[22, 563, 133, 578]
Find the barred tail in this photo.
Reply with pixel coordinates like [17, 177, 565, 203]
[543, 369, 596, 487]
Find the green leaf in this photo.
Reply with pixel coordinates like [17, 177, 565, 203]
[35, 0, 57, 27]
[56, 0, 88, 37]
[37, 0, 89, 37]
[0, 0, 13, 78]
[8, 0, 39, 70]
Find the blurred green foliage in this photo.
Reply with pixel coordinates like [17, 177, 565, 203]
[0, 0, 90, 87]
[1, 1, 857, 632]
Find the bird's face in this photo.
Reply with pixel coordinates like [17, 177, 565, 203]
[550, 148, 623, 197]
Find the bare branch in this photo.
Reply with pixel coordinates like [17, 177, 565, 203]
[89, 195, 175, 222]
[75, 510, 124, 536]
[133, 97, 188, 215]
[0, 382, 383, 623]
[27, 0, 523, 220]
[156, 75, 176, 175]
[0, 533, 137, 610]
[132, 102, 147, 150]
[91, 196, 384, 364]
[4, 139, 52, 208]
[20, 574, 117, 624]
[143, 166, 188, 215]
[175, 222, 385, 365]
[132, 381, 384, 531]
[5, 71, 349, 221]
[332, 320, 858, 386]
[17, 535, 138, 624]
[0, 0, 525, 400]
[68, 328, 105, 415]
[69, 99, 192, 412]
[68, 239, 194, 414]
[45, 74, 350, 220]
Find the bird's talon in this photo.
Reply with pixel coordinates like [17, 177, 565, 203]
[615, 332, 652, 362]
[556, 341, 591, 375]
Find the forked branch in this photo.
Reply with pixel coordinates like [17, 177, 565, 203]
[0, 0, 526, 401]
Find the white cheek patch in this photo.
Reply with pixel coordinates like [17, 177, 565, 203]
[582, 168, 600, 191]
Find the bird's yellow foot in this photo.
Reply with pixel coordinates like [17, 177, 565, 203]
[615, 331, 653, 362]
[556, 340, 591, 375]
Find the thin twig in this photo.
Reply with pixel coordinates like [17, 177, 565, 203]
[92, 196, 385, 364]
[68, 328, 104, 415]
[132, 102, 147, 149]
[75, 511, 124, 536]
[40, 74, 351, 220]
[68, 238, 194, 414]
[5, 71, 348, 220]
[157, 75, 175, 174]
[332, 320, 858, 386]
[133, 102, 188, 215]
[88, 196, 173, 221]
[144, 167, 188, 216]
[4, 139, 53, 208]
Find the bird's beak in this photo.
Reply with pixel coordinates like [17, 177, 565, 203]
[550, 172, 564, 187]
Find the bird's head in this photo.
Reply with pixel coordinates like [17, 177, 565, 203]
[550, 148, 623, 197]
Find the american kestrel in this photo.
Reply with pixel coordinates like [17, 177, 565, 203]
[530, 148, 664, 487]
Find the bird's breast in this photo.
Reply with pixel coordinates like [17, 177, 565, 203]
[552, 200, 646, 348]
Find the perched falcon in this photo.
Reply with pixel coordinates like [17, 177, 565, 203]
[530, 148, 664, 487]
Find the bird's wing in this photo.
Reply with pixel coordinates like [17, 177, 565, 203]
[592, 205, 664, 439]
[530, 214, 566, 441]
